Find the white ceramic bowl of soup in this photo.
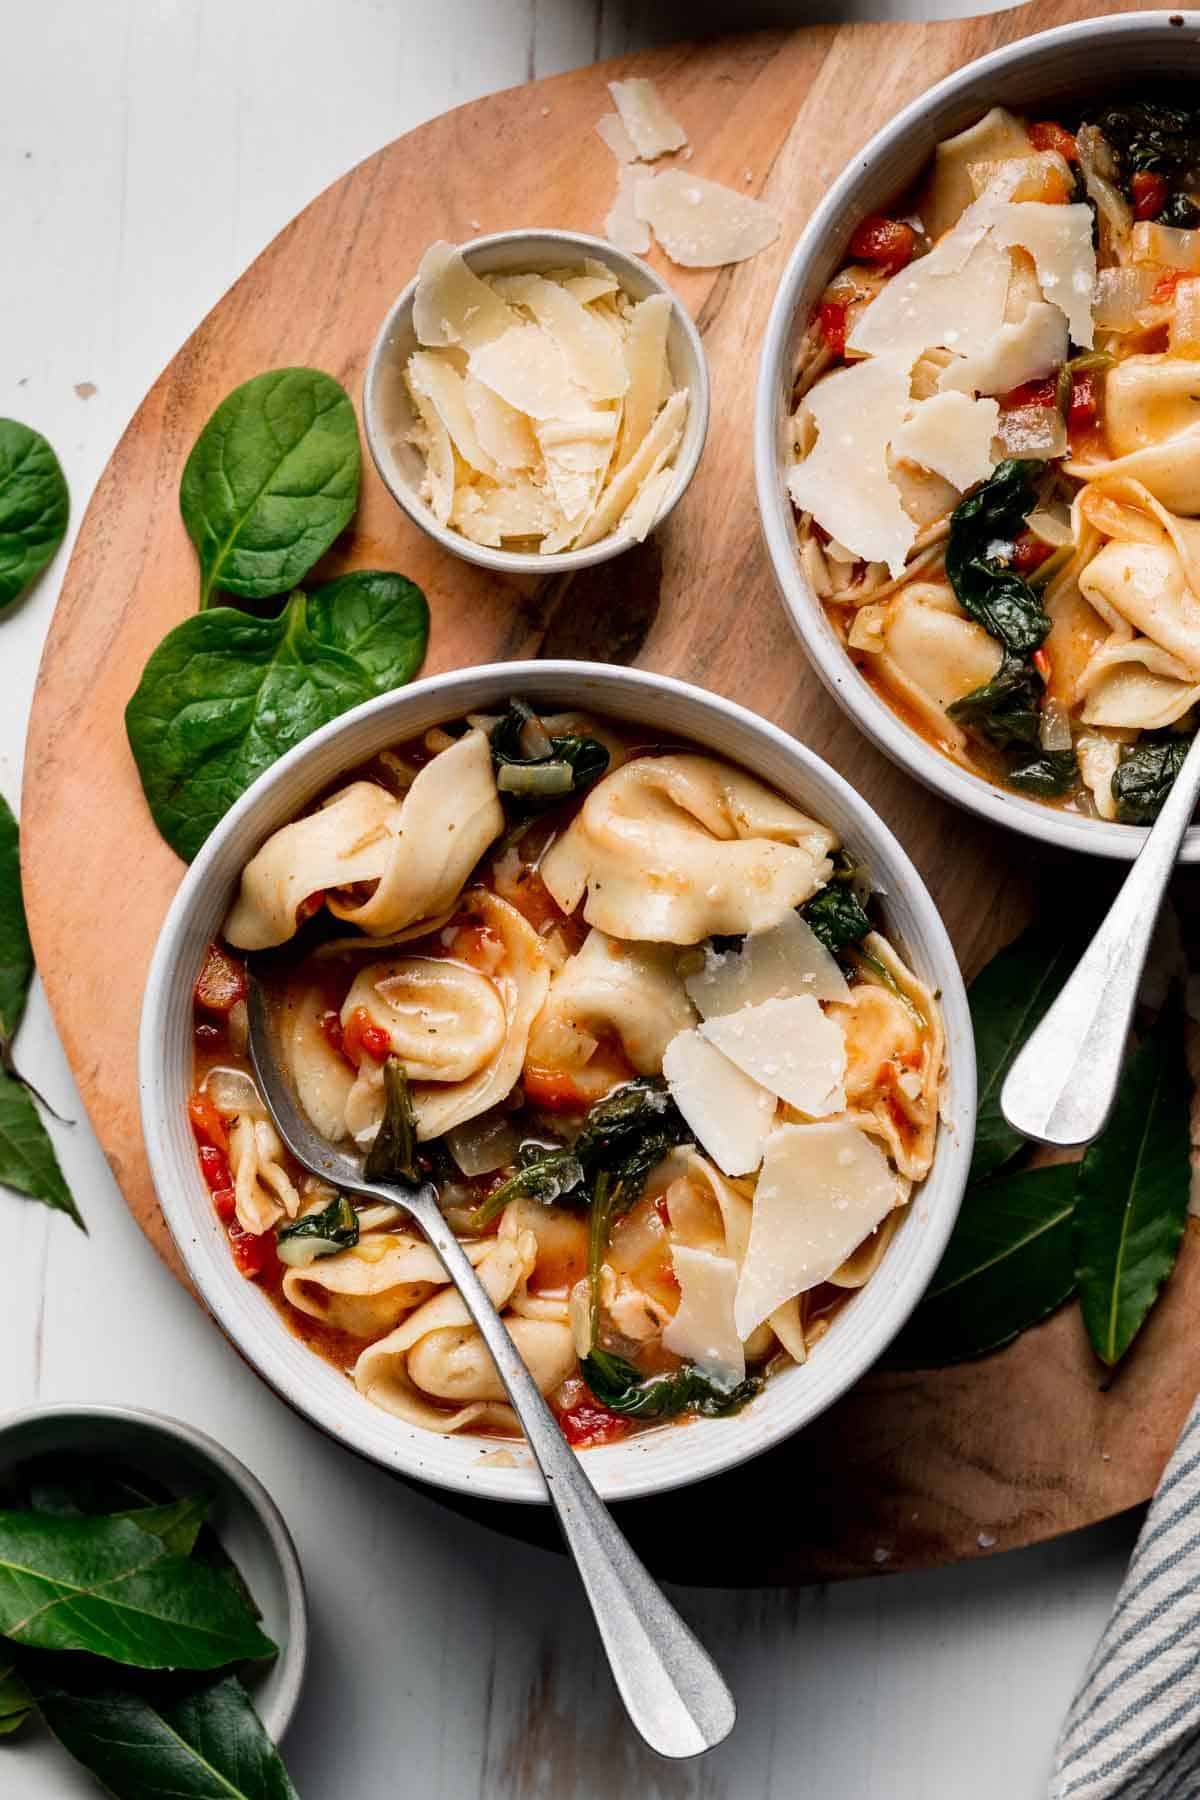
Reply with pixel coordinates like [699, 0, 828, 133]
[755, 10, 1200, 861]
[363, 230, 709, 575]
[140, 661, 974, 1504]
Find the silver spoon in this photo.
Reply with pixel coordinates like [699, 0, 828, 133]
[1000, 733, 1200, 1148]
[244, 972, 736, 1760]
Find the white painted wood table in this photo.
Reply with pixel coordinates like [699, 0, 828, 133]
[0, 2, 1143, 1794]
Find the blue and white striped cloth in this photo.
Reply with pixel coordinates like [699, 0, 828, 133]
[1052, 1398, 1200, 1798]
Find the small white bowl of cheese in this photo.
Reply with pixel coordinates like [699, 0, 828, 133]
[363, 229, 709, 574]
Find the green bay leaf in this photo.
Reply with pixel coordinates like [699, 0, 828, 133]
[180, 368, 360, 606]
[887, 1162, 1078, 1367]
[305, 569, 429, 695]
[1075, 1003, 1192, 1367]
[0, 1512, 275, 1670]
[969, 922, 1081, 1182]
[0, 1064, 84, 1229]
[0, 794, 32, 1042]
[27, 1670, 297, 1800]
[111, 1498, 210, 1561]
[0, 419, 69, 615]
[125, 594, 374, 862]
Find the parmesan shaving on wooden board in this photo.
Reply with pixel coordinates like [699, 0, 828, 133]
[403, 243, 688, 553]
[607, 78, 688, 161]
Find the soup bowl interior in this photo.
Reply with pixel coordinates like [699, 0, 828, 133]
[755, 10, 1200, 863]
[140, 661, 974, 1504]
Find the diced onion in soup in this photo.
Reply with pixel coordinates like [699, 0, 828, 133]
[1172, 279, 1200, 357]
[1026, 505, 1073, 548]
[446, 1112, 524, 1177]
[1040, 696, 1074, 753]
[996, 405, 1067, 460]
[202, 1066, 266, 1120]
[1131, 223, 1200, 273]
[1093, 265, 1164, 333]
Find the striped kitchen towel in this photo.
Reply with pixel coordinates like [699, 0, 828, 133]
[1051, 1398, 1200, 1798]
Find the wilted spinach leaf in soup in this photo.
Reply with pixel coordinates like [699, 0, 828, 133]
[187, 702, 946, 1446]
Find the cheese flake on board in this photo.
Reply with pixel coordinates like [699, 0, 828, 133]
[938, 299, 1068, 400]
[605, 164, 653, 255]
[891, 391, 1000, 491]
[607, 78, 688, 160]
[662, 1028, 776, 1177]
[685, 911, 850, 1017]
[786, 354, 916, 577]
[635, 170, 781, 268]
[733, 1122, 901, 1339]
[698, 995, 846, 1115]
[662, 1247, 746, 1388]
[412, 242, 516, 351]
[595, 110, 639, 165]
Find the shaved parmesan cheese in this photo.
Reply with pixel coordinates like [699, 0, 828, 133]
[463, 374, 537, 469]
[405, 250, 686, 552]
[615, 293, 672, 473]
[574, 388, 686, 549]
[636, 170, 781, 269]
[468, 324, 584, 421]
[662, 1247, 746, 1388]
[891, 391, 999, 491]
[407, 351, 497, 477]
[595, 110, 639, 165]
[733, 1122, 901, 1339]
[984, 201, 1096, 349]
[607, 78, 688, 161]
[846, 232, 1011, 362]
[605, 164, 652, 256]
[491, 273, 629, 400]
[413, 241, 515, 351]
[619, 465, 674, 542]
[699, 995, 846, 1115]
[685, 911, 850, 1017]
[787, 355, 916, 577]
[938, 298, 1068, 399]
[663, 1028, 776, 1177]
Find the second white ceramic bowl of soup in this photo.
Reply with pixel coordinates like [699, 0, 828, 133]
[140, 662, 974, 1504]
[756, 10, 1200, 861]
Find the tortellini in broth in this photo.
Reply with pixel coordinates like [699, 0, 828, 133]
[789, 92, 1200, 825]
[191, 701, 945, 1445]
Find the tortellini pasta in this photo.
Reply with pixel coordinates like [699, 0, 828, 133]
[525, 928, 697, 1078]
[224, 729, 504, 950]
[540, 753, 837, 944]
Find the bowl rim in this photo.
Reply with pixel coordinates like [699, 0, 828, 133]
[138, 658, 975, 1505]
[0, 1400, 308, 1742]
[754, 8, 1200, 864]
[362, 227, 711, 575]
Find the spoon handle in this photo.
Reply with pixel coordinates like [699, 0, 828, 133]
[402, 1186, 736, 1761]
[1000, 734, 1200, 1149]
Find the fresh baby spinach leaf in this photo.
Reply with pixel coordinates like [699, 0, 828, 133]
[0, 795, 32, 1045]
[968, 922, 1080, 1183]
[582, 1348, 762, 1421]
[181, 368, 360, 606]
[887, 1163, 1078, 1367]
[0, 1511, 276, 1669]
[0, 420, 69, 615]
[1075, 1000, 1192, 1367]
[0, 1068, 84, 1229]
[1111, 732, 1192, 824]
[26, 1670, 298, 1800]
[127, 577, 429, 861]
[304, 570, 429, 695]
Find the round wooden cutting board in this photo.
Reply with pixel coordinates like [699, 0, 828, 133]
[22, 0, 1199, 1585]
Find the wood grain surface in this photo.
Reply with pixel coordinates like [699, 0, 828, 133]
[21, 0, 1196, 1584]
